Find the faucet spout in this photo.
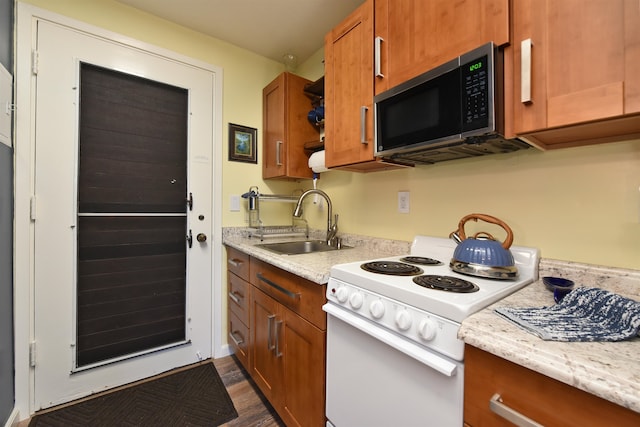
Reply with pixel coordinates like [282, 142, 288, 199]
[293, 189, 338, 246]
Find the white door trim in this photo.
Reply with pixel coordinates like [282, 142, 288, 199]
[14, 2, 225, 417]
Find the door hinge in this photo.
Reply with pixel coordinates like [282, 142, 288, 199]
[30, 196, 36, 221]
[29, 341, 36, 367]
[31, 50, 39, 75]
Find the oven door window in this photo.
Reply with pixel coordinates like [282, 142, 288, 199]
[375, 68, 461, 153]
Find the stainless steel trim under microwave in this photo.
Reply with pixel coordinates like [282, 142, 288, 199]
[374, 42, 530, 164]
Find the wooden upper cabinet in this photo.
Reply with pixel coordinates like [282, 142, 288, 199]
[374, 0, 510, 94]
[262, 72, 318, 180]
[324, 0, 376, 169]
[512, 0, 640, 148]
[324, 0, 409, 172]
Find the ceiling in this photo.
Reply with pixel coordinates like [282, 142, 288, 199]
[115, 0, 365, 65]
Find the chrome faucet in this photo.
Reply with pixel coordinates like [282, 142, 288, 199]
[293, 189, 339, 246]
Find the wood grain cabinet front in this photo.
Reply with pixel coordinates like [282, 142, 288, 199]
[323, 0, 408, 172]
[226, 246, 251, 370]
[262, 72, 318, 180]
[250, 258, 327, 427]
[227, 246, 249, 281]
[224, 247, 327, 427]
[511, 0, 640, 148]
[464, 344, 640, 427]
[374, 0, 510, 94]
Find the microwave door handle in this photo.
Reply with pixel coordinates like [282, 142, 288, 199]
[360, 106, 368, 144]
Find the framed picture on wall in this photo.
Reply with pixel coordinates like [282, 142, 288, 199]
[228, 123, 257, 164]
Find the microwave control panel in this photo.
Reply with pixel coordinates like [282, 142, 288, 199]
[461, 54, 490, 131]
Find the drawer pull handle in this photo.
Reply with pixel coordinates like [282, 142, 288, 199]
[267, 314, 276, 351]
[256, 272, 300, 300]
[228, 258, 244, 268]
[229, 331, 244, 346]
[228, 291, 242, 304]
[275, 320, 283, 358]
[490, 393, 544, 427]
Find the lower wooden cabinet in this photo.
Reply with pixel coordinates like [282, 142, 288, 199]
[464, 344, 640, 426]
[225, 246, 327, 427]
[226, 247, 251, 370]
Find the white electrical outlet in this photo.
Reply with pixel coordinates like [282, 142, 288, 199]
[398, 191, 410, 214]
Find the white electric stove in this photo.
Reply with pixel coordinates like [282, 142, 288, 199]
[324, 235, 540, 427]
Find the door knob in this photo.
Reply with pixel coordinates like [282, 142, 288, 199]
[196, 233, 207, 243]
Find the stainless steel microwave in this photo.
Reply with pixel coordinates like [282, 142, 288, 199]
[374, 42, 529, 164]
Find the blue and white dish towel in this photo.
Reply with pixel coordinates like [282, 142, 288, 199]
[495, 287, 640, 342]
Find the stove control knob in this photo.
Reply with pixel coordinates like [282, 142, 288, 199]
[336, 287, 349, 303]
[369, 300, 385, 319]
[418, 318, 437, 341]
[395, 310, 413, 331]
[349, 292, 364, 309]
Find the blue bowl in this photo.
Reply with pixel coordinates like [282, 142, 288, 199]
[542, 276, 575, 291]
[542, 277, 575, 303]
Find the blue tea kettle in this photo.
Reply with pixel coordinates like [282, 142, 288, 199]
[449, 213, 518, 279]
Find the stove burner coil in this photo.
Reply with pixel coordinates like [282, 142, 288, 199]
[400, 256, 443, 266]
[412, 275, 480, 293]
[361, 261, 424, 276]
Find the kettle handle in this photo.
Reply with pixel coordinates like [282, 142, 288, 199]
[452, 213, 514, 249]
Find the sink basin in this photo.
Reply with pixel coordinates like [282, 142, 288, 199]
[256, 240, 351, 255]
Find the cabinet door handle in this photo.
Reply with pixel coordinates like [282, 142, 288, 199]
[229, 330, 244, 346]
[360, 106, 369, 144]
[267, 314, 276, 351]
[276, 140, 283, 165]
[274, 320, 283, 358]
[256, 272, 300, 300]
[228, 291, 242, 305]
[228, 258, 243, 268]
[374, 36, 384, 78]
[521, 38, 533, 104]
[489, 393, 544, 427]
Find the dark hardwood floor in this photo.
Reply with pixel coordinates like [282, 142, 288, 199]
[214, 355, 285, 427]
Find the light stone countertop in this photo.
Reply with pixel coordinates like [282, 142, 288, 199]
[459, 259, 640, 413]
[222, 227, 411, 284]
[223, 227, 640, 413]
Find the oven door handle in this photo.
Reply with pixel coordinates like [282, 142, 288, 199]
[323, 303, 458, 377]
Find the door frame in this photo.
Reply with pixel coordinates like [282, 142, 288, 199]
[14, 3, 225, 417]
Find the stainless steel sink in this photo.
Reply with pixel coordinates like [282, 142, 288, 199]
[256, 240, 351, 255]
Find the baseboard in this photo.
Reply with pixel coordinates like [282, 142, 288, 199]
[4, 408, 21, 427]
[216, 343, 233, 358]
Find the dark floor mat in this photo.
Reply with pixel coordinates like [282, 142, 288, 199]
[29, 363, 238, 426]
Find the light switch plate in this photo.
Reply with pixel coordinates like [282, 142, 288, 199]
[0, 63, 12, 148]
[398, 191, 410, 214]
[230, 195, 241, 212]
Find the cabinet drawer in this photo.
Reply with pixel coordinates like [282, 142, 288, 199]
[226, 246, 249, 281]
[228, 309, 250, 370]
[228, 272, 250, 324]
[250, 258, 326, 330]
[464, 345, 640, 426]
